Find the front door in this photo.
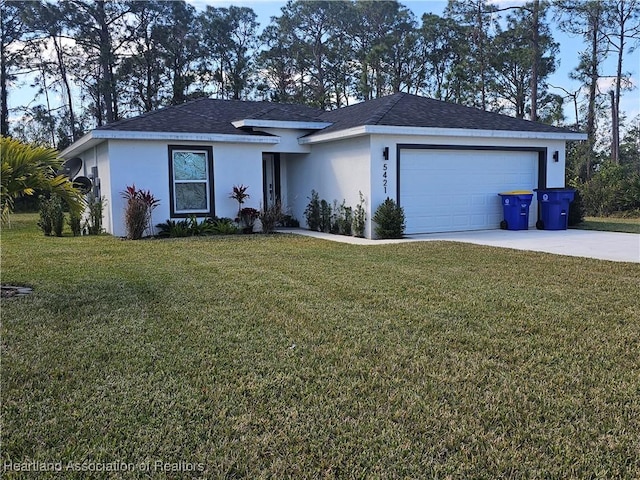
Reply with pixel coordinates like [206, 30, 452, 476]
[262, 153, 281, 208]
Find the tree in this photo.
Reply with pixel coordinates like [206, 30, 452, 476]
[444, 0, 499, 110]
[602, 0, 640, 164]
[556, 0, 609, 178]
[200, 6, 259, 100]
[619, 115, 640, 172]
[268, 0, 351, 109]
[118, 1, 170, 114]
[1, 1, 32, 137]
[63, 0, 136, 125]
[417, 13, 465, 101]
[0, 136, 84, 223]
[490, 6, 558, 118]
[153, 1, 202, 105]
[348, 1, 419, 100]
[257, 19, 298, 102]
[21, 1, 84, 145]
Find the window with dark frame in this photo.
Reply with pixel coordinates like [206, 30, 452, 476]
[168, 145, 214, 217]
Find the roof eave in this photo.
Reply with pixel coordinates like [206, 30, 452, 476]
[232, 118, 332, 130]
[59, 131, 104, 158]
[300, 125, 588, 144]
[61, 129, 280, 157]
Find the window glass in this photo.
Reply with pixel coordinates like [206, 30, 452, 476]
[173, 152, 207, 180]
[175, 183, 207, 211]
[170, 148, 211, 215]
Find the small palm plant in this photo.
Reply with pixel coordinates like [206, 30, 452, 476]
[1, 137, 84, 224]
[230, 184, 250, 217]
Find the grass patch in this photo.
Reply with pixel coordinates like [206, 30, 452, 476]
[2, 214, 640, 478]
[574, 216, 640, 234]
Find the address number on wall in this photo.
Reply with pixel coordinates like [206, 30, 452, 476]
[383, 162, 388, 194]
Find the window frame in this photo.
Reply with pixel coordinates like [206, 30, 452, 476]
[168, 145, 215, 218]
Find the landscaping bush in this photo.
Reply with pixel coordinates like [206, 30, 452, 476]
[260, 202, 284, 234]
[373, 197, 405, 239]
[238, 207, 260, 233]
[281, 215, 300, 228]
[68, 209, 82, 236]
[319, 199, 332, 232]
[353, 191, 366, 238]
[567, 187, 585, 226]
[207, 217, 239, 235]
[156, 219, 192, 238]
[333, 200, 353, 235]
[37, 195, 64, 236]
[37, 195, 54, 236]
[121, 185, 159, 239]
[304, 190, 321, 231]
[85, 195, 104, 235]
[577, 162, 640, 217]
[156, 216, 239, 238]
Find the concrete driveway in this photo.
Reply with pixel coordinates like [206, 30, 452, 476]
[281, 228, 639, 263]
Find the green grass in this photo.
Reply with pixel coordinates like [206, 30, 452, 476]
[574, 216, 640, 234]
[2, 214, 639, 479]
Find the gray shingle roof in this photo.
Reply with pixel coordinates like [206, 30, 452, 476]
[96, 93, 580, 136]
[315, 93, 578, 134]
[97, 98, 326, 135]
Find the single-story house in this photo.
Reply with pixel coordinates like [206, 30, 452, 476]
[60, 93, 586, 238]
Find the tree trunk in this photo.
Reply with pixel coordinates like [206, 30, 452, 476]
[530, 0, 540, 122]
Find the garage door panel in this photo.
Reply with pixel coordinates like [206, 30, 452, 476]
[400, 149, 538, 234]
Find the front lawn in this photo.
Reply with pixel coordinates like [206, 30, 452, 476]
[574, 216, 640, 234]
[2, 214, 639, 478]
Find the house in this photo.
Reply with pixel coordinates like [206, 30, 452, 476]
[60, 93, 586, 238]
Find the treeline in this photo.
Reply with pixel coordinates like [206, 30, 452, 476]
[1, 1, 639, 175]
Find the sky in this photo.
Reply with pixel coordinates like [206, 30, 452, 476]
[188, 0, 639, 127]
[10, 0, 639, 132]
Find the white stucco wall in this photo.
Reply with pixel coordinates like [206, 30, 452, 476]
[69, 129, 570, 239]
[285, 136, 372, 237]
[75, 142, 111, 234]
[94, 139, 264, 236]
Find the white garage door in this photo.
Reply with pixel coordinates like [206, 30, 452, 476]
[400, 149, 539, 234]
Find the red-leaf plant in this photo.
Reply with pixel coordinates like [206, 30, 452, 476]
[121, 184, 160, 239]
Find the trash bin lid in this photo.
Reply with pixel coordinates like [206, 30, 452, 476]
[499, 190, 533, 195]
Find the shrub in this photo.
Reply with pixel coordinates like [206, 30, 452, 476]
[156, 217, 198, 237]
[567, 186, 585, 226]
[121, 185, 159, 239]
[373, 197, 405, 239]
[575, 162, 640, 217]
[260, 202, 284, 234]
[331, 200, 353, 235]
[353, 191, 366, 238]
[304, 190, 321, 231]
[86, 195, 104, 235]
[281, 215, 300, 228]
[156, 219, 191, 238]
[156, 217, 239, 238]
[238, 207, 260, 233]
[68, 210, 82, 236]
[207, 217, 239, 235]
[37, 195, 65, 237]
[37, 195, 54, 236]
[319, 199, 332, 233]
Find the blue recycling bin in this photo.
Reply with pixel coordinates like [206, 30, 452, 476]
[498, 191, 533, 230]
[534, 188, 575, 230]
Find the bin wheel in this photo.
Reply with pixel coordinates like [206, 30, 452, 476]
[536, 220, 544, 230]
[500, 220, 508, 230]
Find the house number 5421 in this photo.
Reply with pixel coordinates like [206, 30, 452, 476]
[382, 162, 388, 194]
